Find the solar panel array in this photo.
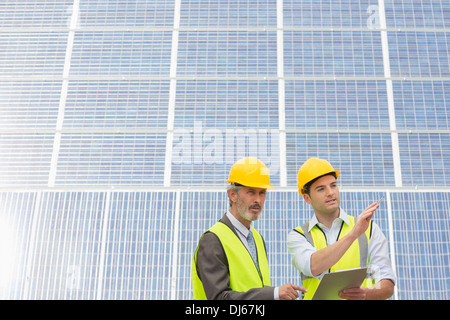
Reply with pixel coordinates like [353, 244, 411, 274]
[0, 0, 448, 300]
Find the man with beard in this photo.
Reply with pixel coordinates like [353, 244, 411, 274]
[192, 157, 306, 300]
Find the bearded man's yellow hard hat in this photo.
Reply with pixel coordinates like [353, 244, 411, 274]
[227, 157, 273, 189]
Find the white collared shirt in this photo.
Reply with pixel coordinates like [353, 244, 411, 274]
[287, 208, 396, 284]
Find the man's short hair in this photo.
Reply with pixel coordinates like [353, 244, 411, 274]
[302, 172, 337, 196]
[227, 183, 243, 207]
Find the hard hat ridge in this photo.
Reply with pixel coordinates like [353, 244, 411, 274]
[227, 157, 274, 189]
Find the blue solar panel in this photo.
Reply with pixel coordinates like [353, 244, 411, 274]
[0, 81, 60, 130]
[177, 31, 278, 77]
[285, 80, 390, 130]
[284, 31, 384, 77]
[101, 192, 176, 300]
[385, 0, 450, 29]
[25, 192, 106, 300]
[0, 192, 36, 299]
[286, 133, 396, 187]
[388, 32, 450, 78]
[56, 134, 166, 186]
[399, 133, 450, 187]
[71, 32, 172, 77]
[394, 81, 450, 130]
[180, 0, 276, 27]
[0, 33, 67, 77]
[0, 1, 72, 28]
[64, 81, 170, 129]
[0, 134, 54, 186]
[79, 0, 176, 27]
[284, 0, 375, 28]
[391, 192, 450, 299]
[174, 80, 279, 129]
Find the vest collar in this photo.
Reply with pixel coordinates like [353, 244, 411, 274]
[308, 208, 350, 232]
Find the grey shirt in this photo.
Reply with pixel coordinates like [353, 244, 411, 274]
[194, 213, 275, 300]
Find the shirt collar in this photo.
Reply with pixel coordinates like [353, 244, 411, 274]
[308, 208, 350, 232]
[226, 210, 250, 237]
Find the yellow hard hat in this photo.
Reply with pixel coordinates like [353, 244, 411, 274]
[227, 157, 274, 189]
[297, 157, 339, 195]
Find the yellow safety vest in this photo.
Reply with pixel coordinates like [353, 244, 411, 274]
[294, 216, 375, 300]
[192, 221, 271, 300]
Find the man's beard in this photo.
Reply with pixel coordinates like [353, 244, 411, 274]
[236, 196, 262, 223]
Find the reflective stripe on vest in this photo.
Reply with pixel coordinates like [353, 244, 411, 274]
[294, 216, 374, 300]
[192, 221, 271, 300]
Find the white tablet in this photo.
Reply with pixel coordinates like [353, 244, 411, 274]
[311, 267, 369, 300]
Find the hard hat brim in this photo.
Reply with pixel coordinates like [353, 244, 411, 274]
[227, 180, 274, 189]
